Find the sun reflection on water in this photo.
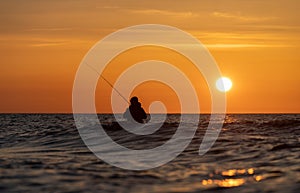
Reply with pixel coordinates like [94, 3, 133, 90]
[202, 178, 245, 187]
[248, 168, 254, 175]
[202, 168, 263, 188]
[218, 179, 245, 187]
[255, 175, 263, 181]
[221, 168, 254, 176]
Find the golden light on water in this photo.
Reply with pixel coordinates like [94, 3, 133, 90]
[255, 175, 263, 182]
[221, 168, 251, 176]
[248, 168, 254, 175]
[202, 168, 260, 188]
[221, 169, 236, 176]
[217, 179, 246, 187]
[201, 179, 245, 188]
[202, 179, 213, 185]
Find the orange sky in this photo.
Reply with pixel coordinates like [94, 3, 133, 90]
[0, 0, 299, 113]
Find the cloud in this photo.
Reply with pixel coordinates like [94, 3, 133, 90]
[205, 43, 290, 49]
[191, 31, 297, 49]
[28, 38, 91, 47]
[0, 34, 89, 47]
[212, 11, 277, 22]
[30, 42, 67, 47]
[131, 9, 199, 18]
[26, 28, 73, 32]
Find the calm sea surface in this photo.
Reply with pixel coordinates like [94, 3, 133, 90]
[0, 114, 299, 193]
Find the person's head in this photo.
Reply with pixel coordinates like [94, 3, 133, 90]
[130, 96, 139, 105]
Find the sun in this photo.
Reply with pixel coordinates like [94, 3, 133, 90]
[216, 77, 232, 92]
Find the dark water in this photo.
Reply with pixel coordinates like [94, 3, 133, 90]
[0, 114, 299, 193]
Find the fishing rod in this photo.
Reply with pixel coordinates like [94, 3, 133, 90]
[85, 63, 130, 105]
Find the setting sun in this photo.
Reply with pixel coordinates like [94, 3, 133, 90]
[216, 77, 232, 92]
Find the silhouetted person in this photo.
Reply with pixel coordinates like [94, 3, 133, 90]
[123, 96, 147, 123]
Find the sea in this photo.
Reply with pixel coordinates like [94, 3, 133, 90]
[0, 114, 299, 193]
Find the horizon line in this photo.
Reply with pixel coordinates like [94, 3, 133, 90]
[0, 112, 299, 115]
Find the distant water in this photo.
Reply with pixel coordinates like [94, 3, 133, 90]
[0, 114, 299, 193]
